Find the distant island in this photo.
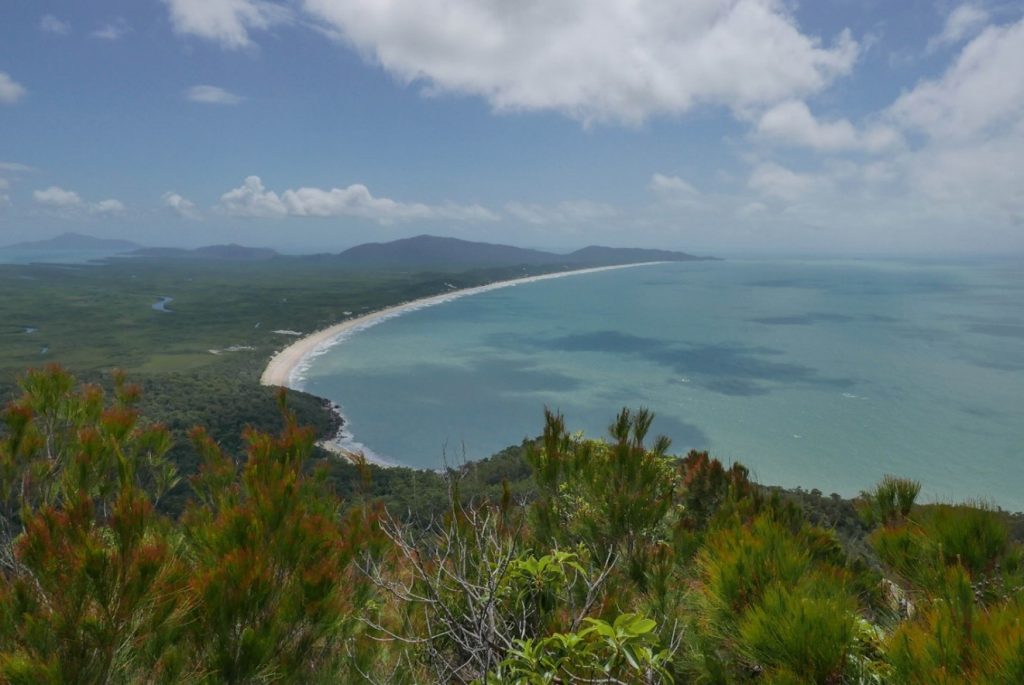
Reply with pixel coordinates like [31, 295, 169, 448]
[1, 231, 141, 253]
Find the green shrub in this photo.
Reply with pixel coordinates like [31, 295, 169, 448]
[698, 515, 812, 628]
[858, 475, 920, 527]
[738, 576, 857, 683]
[872, 502, 1021, 594]
[888, 566, 1024, 683]
[922, 503, 1010, 576]
[487, 612, 674, 684]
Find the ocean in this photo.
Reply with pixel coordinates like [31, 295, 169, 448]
[298, 258, 1024, 510]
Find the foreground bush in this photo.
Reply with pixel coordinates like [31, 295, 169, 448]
[1, 367, 1022, 683]
[0, 366, 373, 683]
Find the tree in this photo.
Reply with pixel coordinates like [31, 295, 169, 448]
[0, 365, 189, 683]
[181, 393, 377, 683]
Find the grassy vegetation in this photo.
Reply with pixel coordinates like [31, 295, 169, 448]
[0, 256, 566, 383]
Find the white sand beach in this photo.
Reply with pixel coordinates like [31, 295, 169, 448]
[260, 262, 664, 389]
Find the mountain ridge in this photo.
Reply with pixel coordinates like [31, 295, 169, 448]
[6, 232, 714, 267]
[327, 234, 712, 267]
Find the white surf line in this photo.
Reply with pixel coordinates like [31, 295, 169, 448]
[260, 261, 666, 390]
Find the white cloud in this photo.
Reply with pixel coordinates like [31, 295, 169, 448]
[650, 173, 704, 200]
[889, 18, 1024, 141]
[0, 72, 26, 105]
[504, 200, 617, 225]
[928, 4, 990, 52]
[219, 177, 286, 217]
[163, 0, 292, 49]
[218, 176, 499, 224]
[92, 199, 126, 215]
[0, 179, 9, 190]
[92, 18, 132, 41]
[163, 192, 202, 219]
[33, 186, 126, 216]
[34, 186, 83, 208]
[0, 161, 34, 174]
[40, 14, 71, 36]
[756, 100, 902, 152]
[748, 162, 831, 202]
[186, 85, 244, 105]
[0, 195, 10, 209]
[159, 0, 860, 124]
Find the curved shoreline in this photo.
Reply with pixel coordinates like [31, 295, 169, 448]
[260, 261, 666, 390]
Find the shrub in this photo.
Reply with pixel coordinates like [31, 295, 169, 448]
[738, 577, 857, 683]
[888, 566, 1024, 683]
[858, 475, 920, 528]
[488, 612, 674, 684]
[697, 515, 812, 629]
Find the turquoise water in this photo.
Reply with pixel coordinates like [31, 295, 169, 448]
[300, 259, 1024, 510]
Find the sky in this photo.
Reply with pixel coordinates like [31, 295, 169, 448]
[1, 0, 1022, 255]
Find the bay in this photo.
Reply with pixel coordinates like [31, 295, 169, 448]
[300, 258, 1024, 510]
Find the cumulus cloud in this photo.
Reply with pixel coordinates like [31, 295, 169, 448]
[504, 200, 618, 225]
[0, 72, 26, 105]
[928, 4, 990, 52]
[748, 162, 831, 202]
[218, 176, 499, 224]
[93, 199, 126, 215]
[166, 0, 858, 124]
[163, 192, 202, 219]
[889, 18, 1024, 141]
[186, 85, 244, 105]
[40, 14, 71, 36]
[163, 0, 292, 49]
[756, 100, 901, 152]
[34, 186, 82, 208]
[33, 186, 126, 216]
[92, 18, 132, 40]
[219, 177, 287, 217]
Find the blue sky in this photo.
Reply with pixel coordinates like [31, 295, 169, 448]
[1, 0, 1022, 254]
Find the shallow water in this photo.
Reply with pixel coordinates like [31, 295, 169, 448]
[152, 296, 174, 312]
[300, 259, 1024, 510]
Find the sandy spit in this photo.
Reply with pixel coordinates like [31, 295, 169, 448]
[260, 262, 665, 389]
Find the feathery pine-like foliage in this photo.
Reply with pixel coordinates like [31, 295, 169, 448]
[858, 475, 921, 528]
[0, 366, 187, 683]
[1, 368, 1022, 684]
[181, 394, 378, 683]
[0, 367, 377, 684]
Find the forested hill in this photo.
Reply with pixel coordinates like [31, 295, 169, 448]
[327, 234, 712, 267]
[131, 244, 280, 261]
[6, 233, 710, 268]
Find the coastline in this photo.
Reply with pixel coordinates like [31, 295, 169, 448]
[259, 261, 666, 466]
[260, 261, 666, 389]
